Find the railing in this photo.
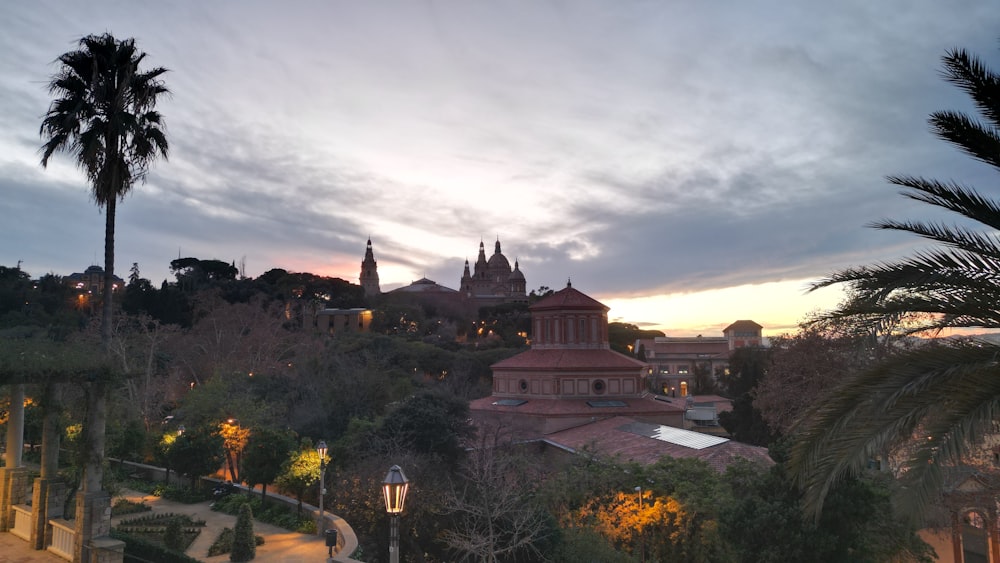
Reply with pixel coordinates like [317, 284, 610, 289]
[11, 504, 31, 540]
[48, 518, 74, 561]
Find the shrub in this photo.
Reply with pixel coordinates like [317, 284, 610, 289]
[153, 484, 212, 504]
[208, 528, 235, 557]
[110, 529, 202, 563]
[111, 498, 151, 516]
[208, 527, 265, 557]
[230, 503, 256, 562]
[164, 518, 184, 551]
[211, 492, 312, 532]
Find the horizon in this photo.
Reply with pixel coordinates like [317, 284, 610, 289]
[3, 3, 999, 338]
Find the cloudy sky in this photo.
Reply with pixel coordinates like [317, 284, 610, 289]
[2, 1, 998, 335]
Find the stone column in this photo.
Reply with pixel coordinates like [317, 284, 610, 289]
[0, 384, 26, 532]
[32, 383, 65, 549]
[74, 379, 112, 563]
[74, 490, 112, 563]
[89, 536, 125, 563]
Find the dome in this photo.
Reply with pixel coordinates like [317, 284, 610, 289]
[510, 267, 525, 281]
[487, 253, 511, 272]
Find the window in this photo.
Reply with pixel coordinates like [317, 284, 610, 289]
[679, 381, 688, 397]
[593, 380, 606, 395]
[677, 365, 689, 374]
[519, 379, 528, 392]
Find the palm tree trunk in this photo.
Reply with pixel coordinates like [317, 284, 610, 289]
[81, 379, 107, 493]
[101, 198, 116, 349]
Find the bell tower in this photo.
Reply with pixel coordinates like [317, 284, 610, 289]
[360, 238, 380, 297]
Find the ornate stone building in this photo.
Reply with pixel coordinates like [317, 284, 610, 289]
[459, 239, 527, 305]
[359, 238, 527, 309]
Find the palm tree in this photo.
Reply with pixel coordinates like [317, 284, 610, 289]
[40, 32, 169, 349]
[789, 45, 1000, 519]
[39, 34, 168, 500]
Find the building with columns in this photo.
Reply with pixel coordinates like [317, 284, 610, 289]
[470, 282, 685, 435]
[469, 282, 772, 471]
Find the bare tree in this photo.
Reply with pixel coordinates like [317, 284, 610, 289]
[440, 428, 552, 562]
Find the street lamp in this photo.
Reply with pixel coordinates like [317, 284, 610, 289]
[317, 440, 328, 537]
[382, 465, 409, 563]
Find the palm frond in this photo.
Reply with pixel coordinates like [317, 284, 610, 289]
[886, 176, 1000, 229]
[872, 220, 1000, 258]
[790, 341, 1000, 519]
[929, 110, 1000, 169]
[940, 48, 1000, 129]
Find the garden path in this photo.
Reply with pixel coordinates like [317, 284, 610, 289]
[114, 490, 335, 563]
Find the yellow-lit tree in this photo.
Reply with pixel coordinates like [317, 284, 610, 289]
[220, 418, 250, 483]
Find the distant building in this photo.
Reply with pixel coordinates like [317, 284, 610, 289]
[469, 282, 770, 472]
[360, 238, 527, 312]
[64, 265, 125, 294]
[459, 239, 527, 305]
[313, 308, 372, 334]
[635, 320, 764, 397]
[470, 282, 686, 435]
[359, 238, 380, 297]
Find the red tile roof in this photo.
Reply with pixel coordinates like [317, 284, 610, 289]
[469, 394, 686, 418]
[723, 320, 763, 333]
[492, 348, 648, 370]
[530, 284, 608, 312]
[545, 416, 772, 471]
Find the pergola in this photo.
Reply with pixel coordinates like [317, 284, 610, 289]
[0, 336, 123, 562]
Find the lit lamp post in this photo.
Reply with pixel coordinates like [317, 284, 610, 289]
[317, 440, 328, 536]
[382, 465, 410, 563]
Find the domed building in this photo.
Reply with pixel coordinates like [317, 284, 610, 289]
[469, 281, 686, 435]
[360, 238, 527, 310]
[459, 239, 527, 306]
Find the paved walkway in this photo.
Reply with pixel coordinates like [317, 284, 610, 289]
[0, 490, 355, 563]
[113, 490, 338, 562]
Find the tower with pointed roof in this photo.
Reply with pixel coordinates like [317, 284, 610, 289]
[359, 238, 380, 297]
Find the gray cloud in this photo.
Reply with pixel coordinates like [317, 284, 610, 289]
[2, 1, 1000, 328]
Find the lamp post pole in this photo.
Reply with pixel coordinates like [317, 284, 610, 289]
[382, 465, 410, 563]
[317, 441, 328, 537]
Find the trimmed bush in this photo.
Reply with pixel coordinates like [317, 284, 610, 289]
[112, 498, 151, 516]
[163, 518, 183, 551]
[208, 527, 265, 557]
[230, 503, 256, 562]
[110, 529, 201, 563]
[211, 492, 312, 532]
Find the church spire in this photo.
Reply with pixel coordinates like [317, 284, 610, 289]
[360, 238, 380, 297]
[495, 237, 501, 255]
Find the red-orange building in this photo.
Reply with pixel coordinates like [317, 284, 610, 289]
[470, 282, 686, 436]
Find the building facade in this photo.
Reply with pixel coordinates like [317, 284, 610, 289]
[64, 265, 125, 295]
[470, 282, 685, 436]
[359, 238, 380, 297]
[635, 320, 764, 398]
[360, 238, 527, 310]
[459, 239, 527, 305]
